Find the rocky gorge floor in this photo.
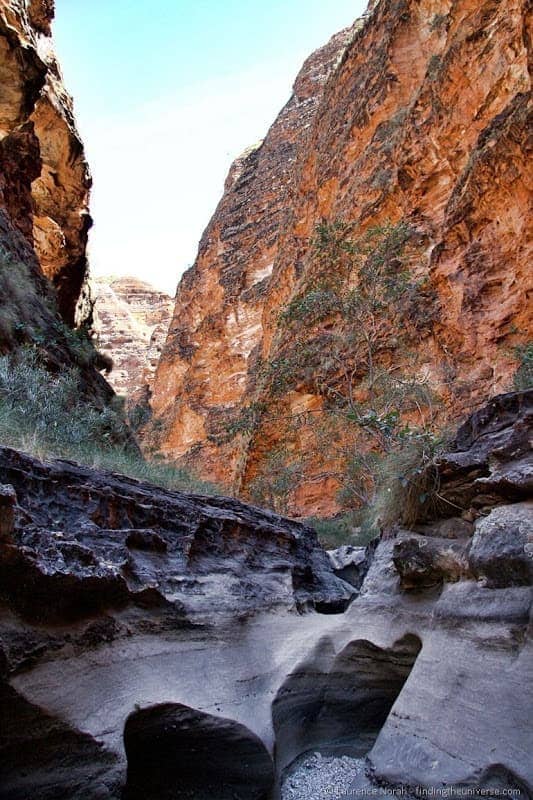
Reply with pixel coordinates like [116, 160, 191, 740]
[0, 389, 531, 799]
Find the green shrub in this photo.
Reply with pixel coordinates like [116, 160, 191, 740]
[128, 401, 152, 432]
[248, 220, 443, 534]
[218, 401, 268, 442]
[430, 12, 448, 31]
[0, 348, 218, 495]
[0, 252, 112, 375]
[513, 342, 533, 390]
[306, 511, 376, 549]
[279, 287, 339, 326]
[0, 259, 48, 347]
[248, 450, 302, 514]
[427, 54, 442, 80]
[367, 430, 444, 529]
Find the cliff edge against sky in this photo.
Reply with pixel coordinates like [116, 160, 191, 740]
[149, 0, 532, 517]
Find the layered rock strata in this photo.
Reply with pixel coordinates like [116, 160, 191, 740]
[1, 390, 531, 798]
[151, 0, 532, 517]
[0, 0, 92, 325]
[91, 277, 173, 403]
[0, 1, 118, 406]
[149, 23, 357, 486]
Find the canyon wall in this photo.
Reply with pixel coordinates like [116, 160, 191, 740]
[0, 0, 115, 404]
[0, 0, 92, 326]
[151, 0, 532, 517]
[91, 276, 173, 404]
[149, 23, 358, 481]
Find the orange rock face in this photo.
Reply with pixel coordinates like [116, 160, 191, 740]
[150, 25, 357, 475]
[0, 0, 91, 325]
[151, 0, 532, 517]
[92, 277, 173, 404]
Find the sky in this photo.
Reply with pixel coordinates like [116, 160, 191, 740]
[53, 1, 367, 294]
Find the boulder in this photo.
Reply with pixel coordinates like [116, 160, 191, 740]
[123, 703, 274, 800]
[393, 535, 470, 590]
[327, 545, 367, 587]
[468, 503, 533, 588]
[435, 390, 533, 516]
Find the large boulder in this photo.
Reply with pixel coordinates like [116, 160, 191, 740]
[392, 534, 470, 590]
[435, 390, 533, 516]
[0, 445, 353, 624]
[468, 503, 533, 588]
[123, 704, 274, 800]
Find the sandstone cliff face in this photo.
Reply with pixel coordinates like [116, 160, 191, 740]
[0, 0, 91, 325]
[91, 277, 173, 403]
[150, 24, 357, 479]
[151, 0, 532, 517]
[0, 1, 114, 406]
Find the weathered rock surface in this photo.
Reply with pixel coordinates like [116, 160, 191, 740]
[0, 0, 91, 325]
[469, 502, 533, 588]
[0, 1, 116, 409]
[151, 0, 532, 517]
[0, 482, 15, 541]
[91, 276, 173, 403]
[149, 23, 357, 489]
[328, 545, 368, 588]
[436, 389, 533, 513]
[0, 445, 352, 624]
[0, 392, 531, 799]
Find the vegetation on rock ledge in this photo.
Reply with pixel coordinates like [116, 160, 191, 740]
[239, 221, 444, 536]
[0, 348, 218, 495]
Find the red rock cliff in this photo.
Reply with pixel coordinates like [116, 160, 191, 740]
[150, 24, 357, 477]
[151, 0, 532, 517]
[0, 0, 91, 325]
[0, 1, 116, 407]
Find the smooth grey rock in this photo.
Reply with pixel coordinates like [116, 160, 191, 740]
[328, 545, 366, 572]
[272, 633, 422, 777]
[0, 683, 120, 799]
[327, 545, 367, 587]
[468, 502, 533, 588]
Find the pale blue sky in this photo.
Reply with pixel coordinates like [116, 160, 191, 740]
[54, 1, 367, 293]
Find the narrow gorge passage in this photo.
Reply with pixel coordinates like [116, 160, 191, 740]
[273, 634, 423, 782]
[0, 0, 531, 798]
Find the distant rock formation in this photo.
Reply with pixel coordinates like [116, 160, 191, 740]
[150, 0, 532, 517]
[91, 277, 173, 403]
[1, 389, 531, 798]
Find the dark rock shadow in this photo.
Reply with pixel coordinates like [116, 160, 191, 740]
[122, 702, 274, 800]
[272, 633, 422, 787]
[0, 683, 119, 800]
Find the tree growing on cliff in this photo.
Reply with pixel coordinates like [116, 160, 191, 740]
[241, 220, 441, 522]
